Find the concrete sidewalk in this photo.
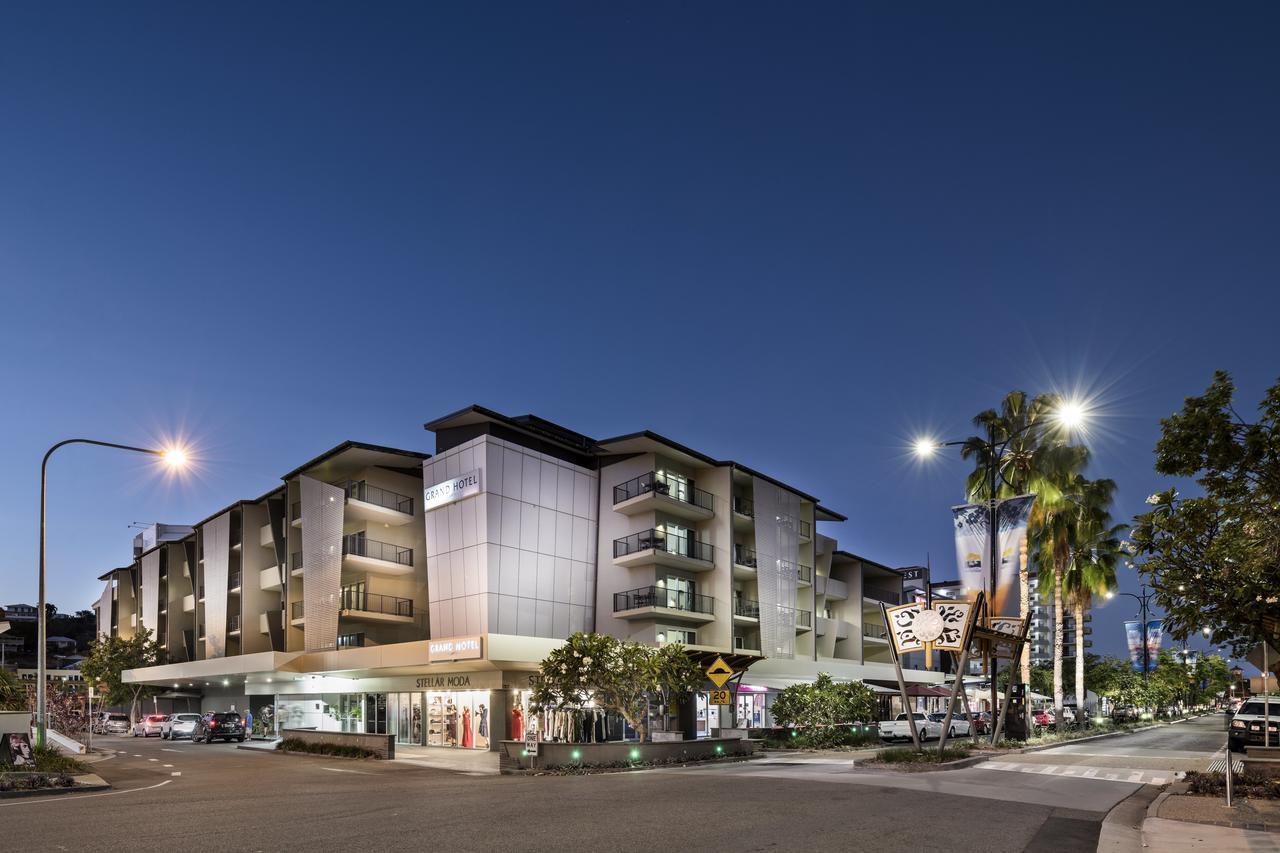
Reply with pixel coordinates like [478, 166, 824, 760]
[1142, 816, 1280, 852]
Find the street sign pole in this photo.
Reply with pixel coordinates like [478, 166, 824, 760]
[881, 602, 921, 751]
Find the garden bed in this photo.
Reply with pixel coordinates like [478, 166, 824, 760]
[856, 744, 988, 772]
[277, 738, 383, 760]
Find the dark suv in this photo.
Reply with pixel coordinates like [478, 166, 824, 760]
[192, 712, 246, 744]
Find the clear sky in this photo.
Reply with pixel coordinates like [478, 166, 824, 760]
[2, 3, 1276, 666]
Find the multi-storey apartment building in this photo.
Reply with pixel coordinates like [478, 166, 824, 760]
[95, 406, 941, 751]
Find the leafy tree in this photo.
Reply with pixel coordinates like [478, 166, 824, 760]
[768, 673, 878, 747]
[997, 662, 1052, 697]
[1131, 372, 1280, 661]
[529, 632, 700, 742]
[1198, 654, 1232, 703]
[0, 668, 25, 712]
[79, 629, 163, 722]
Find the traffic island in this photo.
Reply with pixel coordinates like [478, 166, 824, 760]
[854, 745, 988, 772]
[499, 737, 754, 774]
[0, 772, 110, 798]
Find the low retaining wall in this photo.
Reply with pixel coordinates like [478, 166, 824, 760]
[500, 737, 753, 771]
[281, 728, 395, 759]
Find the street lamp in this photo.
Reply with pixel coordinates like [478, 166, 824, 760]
[1104, 585, 1158, 682]
[37, 439, 187, 747]
[913, 397, 1088, 735]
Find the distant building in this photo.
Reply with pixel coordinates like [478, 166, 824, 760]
[2, 604, 38, 622]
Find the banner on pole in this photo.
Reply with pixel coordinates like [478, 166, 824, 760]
[1124, 621, 1144, 671]
[995, 495, 1036, 616]
[1145, 620, 1164, 669]
[952, 504, 990, 601]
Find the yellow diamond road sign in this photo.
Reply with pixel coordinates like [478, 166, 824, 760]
[706, 656, 734, 688]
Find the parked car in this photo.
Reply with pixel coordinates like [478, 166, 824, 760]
[1111, 705, 1139, 723]
[926, 712, 971, 737]
[192, 712, 246, 744]
[161, 713, 202, 740]
[1032, 709, 1055, 728]
[1228, 697, 1279, 752]
[104, 713, 132, 735]
[879, 713, 945, 742]
[970, 712, 991, 735]
[133, 714, 167, 737]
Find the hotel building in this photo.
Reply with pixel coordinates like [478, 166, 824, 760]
[95, 406, 941, 750]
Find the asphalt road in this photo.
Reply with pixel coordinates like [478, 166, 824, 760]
[2, 715, 1225, 853]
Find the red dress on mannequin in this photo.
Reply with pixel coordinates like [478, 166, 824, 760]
[462, 707, 473, 748]
[511, 706, 524, 741]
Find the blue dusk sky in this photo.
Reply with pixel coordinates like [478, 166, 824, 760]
[2, 3, 1276, 664]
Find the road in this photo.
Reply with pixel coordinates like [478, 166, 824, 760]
[2, 714, 1226, 853]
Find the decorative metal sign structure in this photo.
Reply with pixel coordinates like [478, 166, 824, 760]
[885, 599, 974, 668]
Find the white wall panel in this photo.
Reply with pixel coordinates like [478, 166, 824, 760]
[203, 513, 230, 659]
[301, 476, 344, 652]
[140, 550, 160, 637]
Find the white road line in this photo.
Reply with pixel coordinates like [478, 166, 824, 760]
[161, 748, 180, 753]
[163, 764, 173, 768]
[147, 758, 158, 762]
[0, 779, 174, 807]
[320, 767, 375, 775]
[1083, 768, 1099, 778]
[170, 772, 181, 776]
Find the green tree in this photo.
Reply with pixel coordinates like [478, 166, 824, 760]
[962, 391, 1070, 685]
[1131, 372, 1280, 661]
[1198, 654, 1231, 703]
[0, 668, 25, 712]
[997, 662, 1052, 697]
[80, 628, 163, 722]
[529, 632, 700, 742]
[768, 673, 878, 747]
[1061, 478, 1125, 727]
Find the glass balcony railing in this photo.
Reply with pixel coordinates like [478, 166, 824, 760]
[228, 571, 241, 590]
[734, 545, 758, 567]
[795, 608, 813, 628]
[613, 472, 713, 512]
[338, 480, 414, 515]
[797, 564, 813, 584]
[343, 534, 413, 566]
[734, 598, 760, 619]
[613, 529, 713, 563]
[613, 585, 714, 615]
[864, 623, 888, 640]
[732, 495, 754, 517]
[340, 589, 413, 617]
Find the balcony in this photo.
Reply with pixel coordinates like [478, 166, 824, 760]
[795, 608, 813, 631]
[731, 495, 754, 531]
[259, 522, 274, 548]
[612, 472, 714, 522]
[797, 564, 813, 586]
[863, 587, 900, 606]
[228, 571, 241, 594]
[612, 586, 715, 623]
[798, 519, 811, 541]
[612, 529, 714, 573]
[816, 575, 848, 600]
[343, 534, 415, 576]
[339, 590, 414, 624]
[816, 617, 849, 639]
[863, 622, 889, 642]
[290, 552, 303, 577]
[291, 501, 302, 528]
[338, 480, 415, 526]
[228, 614, 241, 635]
[290, 601, 305, 625]
[182, 594, 194, 613]
[338, 632, 366, 649]
[733, 597, 760, 621]
[260, 565, 282, 591]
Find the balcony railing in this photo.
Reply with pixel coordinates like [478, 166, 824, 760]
[337, 632, 366, 649]
[291, 552, 303, 570]
[343, 534, 414, 566]
[613, 529, 713, 563]
[291, 501, 301, 521]
[228, 614, 240, 633]
[797, 564, 813, 584]
[613, 471, 713, 511]
[734, 544, 758, 567]
[338, 480, 414, 515]
[613, 585, 714, 615]
[732, 495, 754, 517]
[734, 597, 760, 619]
[798, 519, 811, 538]
[863, 587, 900, 606]
[795, 608, 812, 628]
[340, 589, 413, 617]
[291, 601, 304, 619]
[864, 623, 888, 640]
[228, 571, 241, 590]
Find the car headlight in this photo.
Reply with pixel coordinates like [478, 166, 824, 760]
[1231, 719, 1245, 728]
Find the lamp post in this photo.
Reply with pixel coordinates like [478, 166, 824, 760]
[913, 399, 1086, 726]
[1105, 585, 1158, 683]
[38, 439, 186, 747]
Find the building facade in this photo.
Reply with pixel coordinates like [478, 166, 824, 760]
[98, 406, 941, 750]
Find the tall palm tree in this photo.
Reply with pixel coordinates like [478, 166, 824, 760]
[962, 391, 1071, 685]
[1060, 478, 1125, 728]
[1027, 445, 1090, 729]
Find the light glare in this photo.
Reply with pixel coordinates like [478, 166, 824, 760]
[1056, 399, 1087, 430]
[162, 447, 188, 468]
[912, 438, 939, 458]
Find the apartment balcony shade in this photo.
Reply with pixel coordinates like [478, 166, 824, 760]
[613, 585, 715, 622]
[338, 480, 415, 526]
[613, 529, 714, 572]
[343, 534, 414, 576]
[612, 472, 714, 521]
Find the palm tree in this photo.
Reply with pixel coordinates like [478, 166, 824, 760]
[962, 391, 1071, 685]
[1027, 445, 1090, 729]
[1060, 478, 1125, 728]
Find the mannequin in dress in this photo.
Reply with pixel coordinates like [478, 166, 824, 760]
[462, 706, 473, 748]
[511, 702, 524, 741]
[477, 704, 489, 748]
[446, 702, 458, 746]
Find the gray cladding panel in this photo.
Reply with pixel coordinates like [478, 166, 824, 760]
[141, 550, 160, 638]
[202, 512, 230, 659]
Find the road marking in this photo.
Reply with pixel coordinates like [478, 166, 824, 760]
[161, 748, 181, 753]
[163, 764, 173, 768]
[147, 758, 158, 762]
[0, 779, 174, 807]
[171, 772, 181, 776]
[132, 754, 142, 757]
[320, 767, 375, 775]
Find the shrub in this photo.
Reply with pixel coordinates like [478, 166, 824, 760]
[277, 738, 380, 759]
[1184, 770, 1280, 799]
[0, 773, 75, 791]
[877, 744, 972, 764]
[0, 745, 87, 775]
[764, 728, 881, 750]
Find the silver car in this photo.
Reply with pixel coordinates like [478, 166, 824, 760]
[104, 713, 131, 735]
[161, 713, 202, 740]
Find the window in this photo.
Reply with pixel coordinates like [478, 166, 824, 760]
[660, 576, 695, 610]
[658, 628, 697, 645]
[657, 470, 690, 504]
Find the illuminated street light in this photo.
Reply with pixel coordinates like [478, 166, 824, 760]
[1055, 399, 1088, 430]
[912, 438, 939, 458]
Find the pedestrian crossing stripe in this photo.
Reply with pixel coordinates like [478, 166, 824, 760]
[982, 761, 1175, 786]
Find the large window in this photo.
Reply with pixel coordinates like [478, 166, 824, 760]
[658, 627, 697, 645]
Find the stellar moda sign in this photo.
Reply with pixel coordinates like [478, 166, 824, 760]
[429, 635, 483, 662]
[423, 469, 482, 511]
